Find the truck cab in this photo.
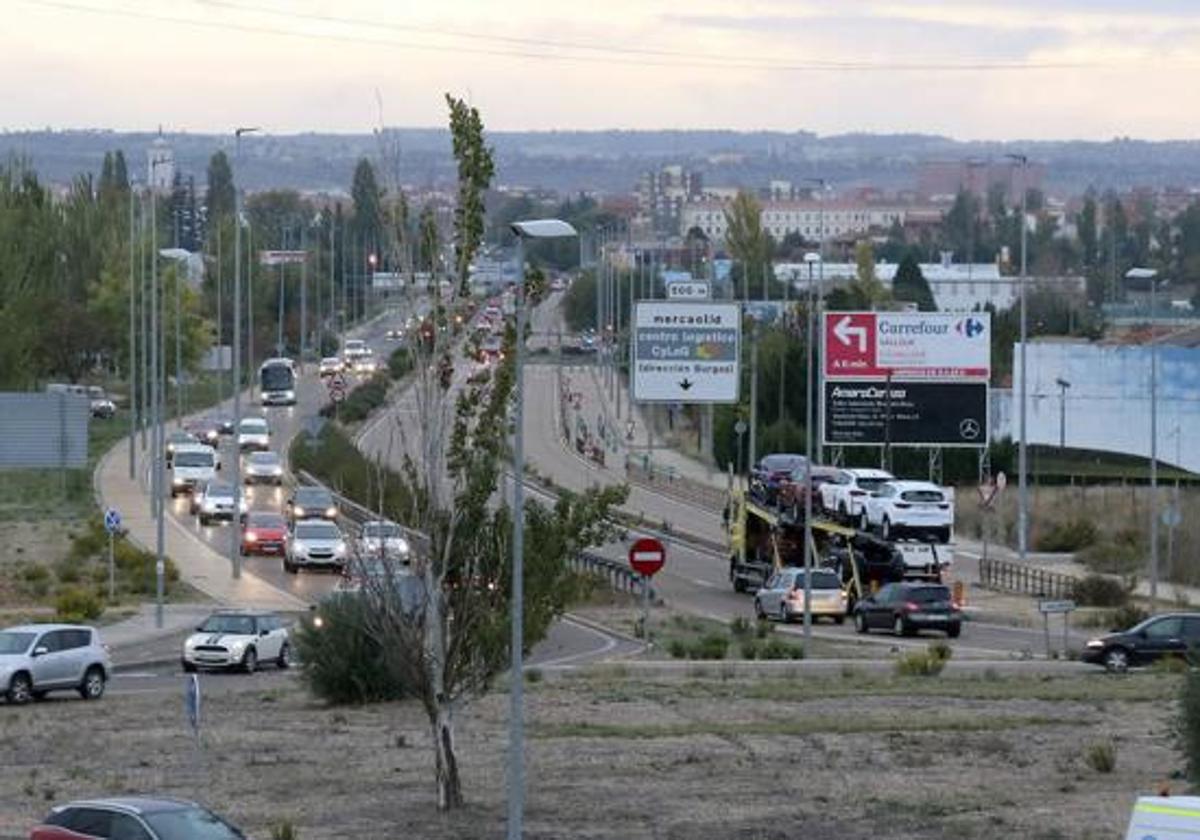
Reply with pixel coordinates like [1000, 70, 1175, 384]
[169, 443, 220, 497]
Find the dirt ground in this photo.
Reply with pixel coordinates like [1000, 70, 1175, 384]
[0, 665, 1182, 840]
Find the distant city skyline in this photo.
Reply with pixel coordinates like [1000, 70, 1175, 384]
[5, 0, 1200, 140]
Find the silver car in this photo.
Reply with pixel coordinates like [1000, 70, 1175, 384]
[285, 519, 347, 573]
[243, 451, 284, 486]
[358, 520, 411, 564]
[0, 624, 111, 704]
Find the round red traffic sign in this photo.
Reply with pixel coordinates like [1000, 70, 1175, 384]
[629, 537, 665, 577]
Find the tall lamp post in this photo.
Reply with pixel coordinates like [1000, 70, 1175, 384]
[1128, 267, 1161, 606]
[804, 178, 828, 464]
[231, 126, 259, 580]
[802, 249, 821, 646]
[1006, 153, 1029, 562]
[1055, 377, 1071, 449]
[508, 219, 578, 840]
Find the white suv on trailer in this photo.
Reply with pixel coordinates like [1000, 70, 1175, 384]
[860, 480, 954, 543]
[818, 468, 894, 522]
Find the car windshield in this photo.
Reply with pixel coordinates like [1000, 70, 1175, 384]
[240, 420, 267, 433]
[249, 453, 279, 466]
[901, 489, 944, 502]
[169, 432, 195, 443]
[295, 488, 332, 506]
[857, 478, 890, 491]
[206, 483, 234, 498]
[246, 513, 285, 529]
[0, 631, 34, 654]
[908, 587, 952, 604]
[363, 523, 402, 539]
[199, 615, 256, 635]
[174, 451, 214, 468]
[295, 522, 339, 540]
[145, 808, 245, 840]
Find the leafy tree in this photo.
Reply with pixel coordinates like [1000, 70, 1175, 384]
[723, 190, 773, 298]
[350, 158, 384, 252]
[112, 150, 128, 193]
[1078, 194, 1098, 269]
[445, 94, 495, 295]
[827, 241, 890, 311]
[892, 252, 937, 311]
[417, 204, 440, 276]
[205, 150, 236, 222]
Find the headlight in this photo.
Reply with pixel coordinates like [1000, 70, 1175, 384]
[293, 506, 305, 518]
[292, 540, 308, 556]
[1086, 639, 1104, 649]
[172, 477, 185, 486]
[167, 443, 176, 453]
[271, 466, 283, 475]
[325, 507, 338, 518]
[396, 538, 411, 555]
[239, 500, 249, 513]
[334, 543, 347, 558]
[245, 531, 258, 542]
[283, 390, 294, 400]
[184, 637, 198, 649]
[202, 499, 217, 512]
[228, 641, 245, 656]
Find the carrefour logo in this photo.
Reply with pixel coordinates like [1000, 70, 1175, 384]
[956, 317, 986, 338]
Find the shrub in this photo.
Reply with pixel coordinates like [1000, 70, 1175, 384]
[1109, 603, 1151, 631]
[270, 822, 298, 840]
[1035, 518, 1098, 553]
[319, 374, 390, 423]
[293, 595, 410, 705]
[1072, 574, 1132, 608]
[1178, 670, 1200, 785]
[1083, 740, 1116, 774]
[739, 640, 761, 660]
[690, 633, 729, 660]
[55, 586, 103, 622]
[895, 641, 953, 677]
[668, 639, 688, 659]
[729, 616, 751, 637]
[388, 347, 413, 381]
[760, 637, 805, 660]
[1152, 655, 1190, 675]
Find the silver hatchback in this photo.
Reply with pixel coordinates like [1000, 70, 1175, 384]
[0, 624, 112, 704]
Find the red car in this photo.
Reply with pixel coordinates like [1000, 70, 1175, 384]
[778, 465, 839, 521]
[241, 511, 288, 556]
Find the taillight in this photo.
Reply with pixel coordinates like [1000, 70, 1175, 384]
[904, 601, 920, 612]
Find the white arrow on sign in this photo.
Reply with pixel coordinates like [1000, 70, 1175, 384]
[833, 316, 868, 353]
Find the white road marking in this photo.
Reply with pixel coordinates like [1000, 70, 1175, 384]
[533, 617, 621, 669]
[691, 578, 720, 589]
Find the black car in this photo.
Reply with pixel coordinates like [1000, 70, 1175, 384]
[287, 485, 338, 525]
[853, 582, 962, 638]
[1082, 612, 1200, 673]
[750, 454, 809, 505]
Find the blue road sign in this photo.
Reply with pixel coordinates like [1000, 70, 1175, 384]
[184, 674, 200, 734]
[103, 508, 122, 534]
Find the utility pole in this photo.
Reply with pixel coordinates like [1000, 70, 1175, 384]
[748, 323, 758, 471]
[216, 224, 223, 410]
[139, 193, 148, 452]
[300, 221, 308, 368]
[174, 204, 183, 421]
[1150, 274, 1160, 607]
[128, 185, 137, 481]
[148, 168, 165, 630]
[231, 126, 259, 580]
[805, 177, 829, 466]
[1007, 153, 1030, 563]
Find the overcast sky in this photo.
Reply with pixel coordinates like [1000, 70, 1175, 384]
[6, 0, 1200, 140]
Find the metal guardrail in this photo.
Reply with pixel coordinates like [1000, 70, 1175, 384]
[571, 550, 656, 601]
[978, 556, 1076, 600]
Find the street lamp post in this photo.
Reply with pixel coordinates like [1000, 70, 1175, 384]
[805, 178, 828, 465]
[1128, 267, 1161, 606]
[508, 219, 577, 840]
[128, 184, 137, 481]
[231, 126, 259, 580]
[802, 250, 820, 646]
[1006, 153, 1029, 563]
[1055, 377, 1071, 449]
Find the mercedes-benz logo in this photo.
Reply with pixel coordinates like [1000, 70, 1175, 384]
[959, 418, 981, 440]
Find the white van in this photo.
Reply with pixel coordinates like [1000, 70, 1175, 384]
[170, 443, 220, 497]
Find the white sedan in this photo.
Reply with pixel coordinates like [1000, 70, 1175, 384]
[358, 520, 412, 564]
[860, 480, 954, 543]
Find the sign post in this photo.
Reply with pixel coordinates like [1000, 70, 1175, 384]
[1038, 598, 1076, 658]
[977, 471, 1006, 568]
[184, 673, 202, 766]
[103, 508, 122, 601]
[629, 537, 666, 643]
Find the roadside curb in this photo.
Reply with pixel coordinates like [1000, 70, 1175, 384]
[562, 611, 644, 646]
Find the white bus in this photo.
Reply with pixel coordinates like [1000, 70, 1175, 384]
[259, 358, 297, 406]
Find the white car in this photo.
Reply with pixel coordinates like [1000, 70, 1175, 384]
[818, 468, 894, 522]
[236, 417, 270, 451]
[243, 451, 284, 486]
[285, 519, 348, 574]
[170, 443, 220, 497]
[352, 352, 378, 375]
[860, 480, 954, 543]
[181, 610, 290, 673]
[358, 520, 412, 564]
[318, 357, 344, 377]
[191, 481, 248, 525]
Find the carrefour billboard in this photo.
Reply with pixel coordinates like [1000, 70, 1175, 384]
[824, 312, 990, 381]
[821, 311, 991, 448]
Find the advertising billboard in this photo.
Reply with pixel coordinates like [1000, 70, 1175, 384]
[823, 381, 988, 447]
[824, 312, 990, 381]
[631, 301, 740, 403]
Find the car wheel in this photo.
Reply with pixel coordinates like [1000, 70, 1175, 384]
[1103, 647, 1130, 674]
[7, 672, 32, 705]
[199, 514, 209, 526]
[947, 624, 962, 639]
[838, 503, 848, 523]
[182, 661, 197, 673]
[893, 616, 913, 637]
[277, 643, 291, 670]
[936, 527, 952, 544]
[78, 666, 105, 701]
[242, 647, 258, 674]
[881, 517, 891, 540]
[754, 599, 765, 620]
[854, 612, 868, 634]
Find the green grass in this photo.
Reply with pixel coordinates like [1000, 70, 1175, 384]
[532, 713, 1085, 741]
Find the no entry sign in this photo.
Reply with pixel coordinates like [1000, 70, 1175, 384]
[629, 537, 665, 577]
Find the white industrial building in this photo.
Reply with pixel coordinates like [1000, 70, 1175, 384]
[774, 258, 1013, 312]
[681, 200, 909, 243]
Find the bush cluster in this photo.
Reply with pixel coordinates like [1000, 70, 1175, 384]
[55, 586, 103, 622]
[668, 632, 729, 660]
[1180, 671, 1200, 785]
[1077, 529, 1142, 575]
[67, 517, 179, 597]
[1071, 574, 1132, 608]
[1035, 518, 1098, 553]
[895, 641, 953, 677]
[1084, 740, 1117, 774]
[319, 374, 391, 423]
[293, 594, 411, 705]
[740, 637, 805, 660]
[1108, 603, 1150, 631]
[291, 425, 415, 520]
[388, 347, 413, 381]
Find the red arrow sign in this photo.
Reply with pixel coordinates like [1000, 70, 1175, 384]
[629, 537, 665, 577]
